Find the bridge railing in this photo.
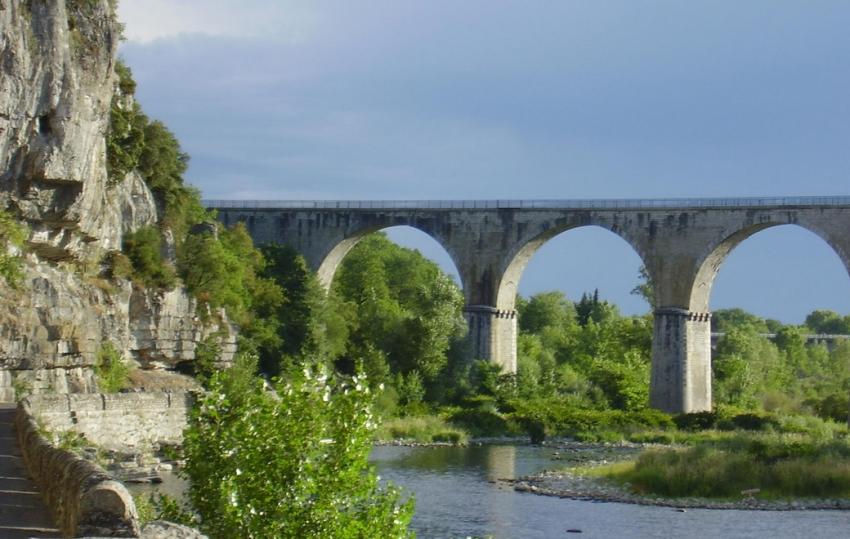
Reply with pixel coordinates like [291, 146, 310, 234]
[203, 196, 850, 210]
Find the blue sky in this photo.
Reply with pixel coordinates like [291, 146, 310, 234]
[118, 1, 850, 322]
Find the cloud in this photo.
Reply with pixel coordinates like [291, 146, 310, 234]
[116, 2, 850, 320]
[117, 0, 317, 43]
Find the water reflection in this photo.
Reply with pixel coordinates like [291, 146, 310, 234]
[485, 445, 516, 481]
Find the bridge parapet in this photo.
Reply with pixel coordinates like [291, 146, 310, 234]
[206, 195, 850, 211]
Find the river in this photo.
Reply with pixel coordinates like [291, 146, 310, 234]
[131, 443, 850, 538]
[369, 444, 850, 539]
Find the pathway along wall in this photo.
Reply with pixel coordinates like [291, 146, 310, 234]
[16, 398, 140, 537]
[16, 392, 205, 538]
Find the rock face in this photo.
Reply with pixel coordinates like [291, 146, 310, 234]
[0, 260, 237, 399]
[0, 0, 128, 258]
[0, 0, 237, 398]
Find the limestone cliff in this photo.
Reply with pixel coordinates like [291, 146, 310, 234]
[0, 0, 236, 399]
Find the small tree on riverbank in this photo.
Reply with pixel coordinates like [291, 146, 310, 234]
[182, 355, 414, 538]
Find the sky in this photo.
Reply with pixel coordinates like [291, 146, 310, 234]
[117, 1, 850, 322]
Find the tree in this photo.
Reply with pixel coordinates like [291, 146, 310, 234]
[332, 234, 465, 386]
[518, 291, 576, 335]
[713, 326, 787, 407]
[122, 225, 176, 289]
[805, 310, 850, 335]
[178, 224, 284, 361]
[711, 308, 769, 333]
[182, 358, 414, 538]
[630, 265, 655, 309]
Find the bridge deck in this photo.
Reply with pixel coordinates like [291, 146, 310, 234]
[204, 196, 850, 210]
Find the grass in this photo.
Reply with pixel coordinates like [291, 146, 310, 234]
[375, 415, 469, 444]
[589, 431, 850, 499]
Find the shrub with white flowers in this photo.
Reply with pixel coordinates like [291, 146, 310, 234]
[181, 355, 414, 538]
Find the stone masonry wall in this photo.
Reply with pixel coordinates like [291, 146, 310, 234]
[26, 392, 192, 451]
[16, 398, 140, 537]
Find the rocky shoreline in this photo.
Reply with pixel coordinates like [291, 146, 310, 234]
[511, 472, 850, 511]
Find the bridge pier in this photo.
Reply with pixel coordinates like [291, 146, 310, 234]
[464, 306, 517, 373]
[649, 308, 712, 413]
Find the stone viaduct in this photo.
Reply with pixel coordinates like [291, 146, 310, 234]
[206, 197, 850, 413]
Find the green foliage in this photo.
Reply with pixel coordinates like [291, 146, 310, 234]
[514, 289, 652, 411]
[575, 289, 619, 327]
[332, 233, 465, 387]
[509, 398, 674, 442]
[122, 226, 176, 289]
[11, 376, 32, 401]
[810, 392, 849, 423]
[115, 59, 136, 95]
[711, 308, 770, 333]
[674, 411, 719, 431]
[104, 250, 133, 280]
[255, 245, 350, 376]
[182, 363, 414, 538]
[712, 326, 788, 407]
[606, 433, 850, 498]
[150, 492, 196, 527]
[805, 309, 850, 335]
[95, 342, 130, 393]
[518, 291, 577, 335]
[179, 224, 284, 354]
[134, 494, 155, 526]
[194, 333, 223, 385]
[375, 415, 469, 444]
[106, 99, 147, 185]
[0, 209, 26, 287]
[630, 265, 655, 308]
[446, 406, 510, 438]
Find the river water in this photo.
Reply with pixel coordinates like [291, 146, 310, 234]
[132, 443, 850, 538]
[369, 444, 850, 539]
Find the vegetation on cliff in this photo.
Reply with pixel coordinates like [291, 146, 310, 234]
[0, 209, 26, 286]
[105, 60, 284, 357]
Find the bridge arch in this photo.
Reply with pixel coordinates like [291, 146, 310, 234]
[316, 225, 466, 292]
[495, 223, 653, 312]
[690, 221, 850, 314]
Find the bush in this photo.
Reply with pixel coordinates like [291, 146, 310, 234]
[106, 100, 146, 185]
[104, 250, 133, 280]
[728, 412, 780, 432]
[507, 399, 674, 442]
[183, 365, 414, 538]
[673, 411, 718, 431]
[375, 415, 469, 444]
[95, 342, 129, 393]
[447, 408, 509, 438]
[811, 393, 849, 424]
[0, 209, 27, 287]
[122, 226, 176, 289]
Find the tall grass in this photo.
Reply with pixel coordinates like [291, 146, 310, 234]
[603, 433, 850, 498]
[375, 415, 469, 444]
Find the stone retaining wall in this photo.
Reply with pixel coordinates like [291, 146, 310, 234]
[15, 400, 140, 537]
[26, 392, 192, 451]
